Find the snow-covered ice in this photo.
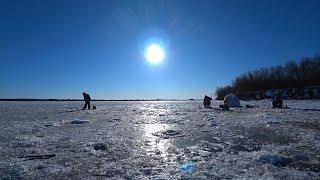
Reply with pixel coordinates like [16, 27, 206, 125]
[0, 100, 319, 179]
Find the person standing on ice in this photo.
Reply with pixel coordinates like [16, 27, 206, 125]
[203, 95, 212, 108]
[82, 92, 91, 110]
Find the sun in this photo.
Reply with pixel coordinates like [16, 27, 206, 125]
[145, 44, 165, 64]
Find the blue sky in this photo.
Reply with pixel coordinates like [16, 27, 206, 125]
[1, 0, 320, 99]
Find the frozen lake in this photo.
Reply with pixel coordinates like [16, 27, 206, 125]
[0, 100, 320, 179]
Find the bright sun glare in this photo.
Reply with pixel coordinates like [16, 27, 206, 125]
[145, 44, 165, 64]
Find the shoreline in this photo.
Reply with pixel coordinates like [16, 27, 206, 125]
[0, 99, 197, 102]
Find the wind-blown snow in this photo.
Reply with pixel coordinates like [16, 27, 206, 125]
[0, 100, 319, 179]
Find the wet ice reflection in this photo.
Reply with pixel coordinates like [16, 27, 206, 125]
[179, 161, 194, 174]
[143, 124, 171, 157]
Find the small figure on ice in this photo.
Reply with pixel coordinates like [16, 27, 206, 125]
[203, 95, 212, 108]
[82, 92, 91, 110]
[272, 93, 283, 108]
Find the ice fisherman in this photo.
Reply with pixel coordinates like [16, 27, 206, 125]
[272, 93, 283, 108]
[203, 95, 212, 108]
[82, 92, 91, 110]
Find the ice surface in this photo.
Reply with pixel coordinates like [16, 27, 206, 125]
[258, 154, 293, 167]
[0, 100, 319, 179]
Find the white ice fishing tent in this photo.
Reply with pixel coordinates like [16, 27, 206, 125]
[224, 93, 241, 107]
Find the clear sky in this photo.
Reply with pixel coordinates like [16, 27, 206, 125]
[1, 0, 320, 99]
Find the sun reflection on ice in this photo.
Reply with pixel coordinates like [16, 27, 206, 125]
[143, 124, 171, 157]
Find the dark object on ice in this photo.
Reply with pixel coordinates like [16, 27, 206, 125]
[203, 95, 212, 108]
[272, 100, 281, 108]
[259, 154, 293, 167]
[219, 104, 229, 110]
[246, 104, 258, 108]
[272, 94, 283, 108]
[82, 92, 91, 110]
[69, 119, 89, 124]
[92, 105, 96, 109]
[43, 123, 53, 127]
[18, 154, 56, 160]
[93, 143, 107, 151]
[108, 118, 120, 122]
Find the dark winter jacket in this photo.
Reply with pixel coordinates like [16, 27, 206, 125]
[83, 93, 91, 102]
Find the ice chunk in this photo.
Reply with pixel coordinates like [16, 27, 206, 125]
[93, 143, 107, 151]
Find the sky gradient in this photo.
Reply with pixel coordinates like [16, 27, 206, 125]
[1, 0, 320, 99]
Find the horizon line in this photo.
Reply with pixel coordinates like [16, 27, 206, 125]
[0, 98, 201, 102]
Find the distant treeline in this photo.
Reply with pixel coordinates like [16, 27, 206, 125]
[216, 55, 320, 100]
